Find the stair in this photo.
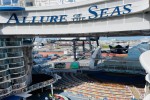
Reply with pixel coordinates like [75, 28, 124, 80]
[129, 86, 141, 99]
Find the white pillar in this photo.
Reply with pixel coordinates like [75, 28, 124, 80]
[11, 0, 13, 5]
[1, 0, 3, 5]
[51, 84, 54, 96]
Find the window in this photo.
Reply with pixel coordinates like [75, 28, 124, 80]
[3, 0, 11, 5]
[12, 0, 18, 3]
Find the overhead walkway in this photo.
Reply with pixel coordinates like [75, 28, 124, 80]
[0, 0, 150, 37]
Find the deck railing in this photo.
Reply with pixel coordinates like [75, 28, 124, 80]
[0, 75, 57, 99]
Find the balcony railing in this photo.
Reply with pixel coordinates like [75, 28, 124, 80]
[0, 65, 8, 72]
[7, 52, 23, 58]
[0, 86, 12, 96]
[0, 53, 6, 59]
[27, 79, 54, 92]
[0, 42, 4, 47]
[0, 75, 10, 83]
[12, 81, 26, 90]
[0, 82, 11, 89]
[10, 71, 25, 79]
[9, 62, 24, 69]
[0, 76, 56, 99]
[5, 41, 22, 47]
[9, 67, 25, 74]
[0, 71, 9, 77]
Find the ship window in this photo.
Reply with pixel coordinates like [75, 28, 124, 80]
[2, 0, 11, 5]
[26, 2, 33, 6]
[12, 0, 18, 3]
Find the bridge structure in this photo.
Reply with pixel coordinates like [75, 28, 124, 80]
[0, 0, 150, 99]
[0, 0, 150, 37]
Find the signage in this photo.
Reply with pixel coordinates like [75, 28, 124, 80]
[6, 4, 132, 24]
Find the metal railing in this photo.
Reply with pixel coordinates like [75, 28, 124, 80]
[10, 71, 25, 79]
[0, 86, 12, 96]
[9, 62, 24, 69]
[0, 78, 56, 99]
[0, 75, 10, 83]
[0, 53, 6, 59]
[0, 70, 9, 78]
[0, 65, 8, 72]
[7, 52, 23, 58]
[5, 41, 22, 47]
[0, 42, 4, 47]
[9, 67, 25, 74]
[12, 81, 26, 90]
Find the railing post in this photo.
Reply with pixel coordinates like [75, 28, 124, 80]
[11, 0, 13, 6]
[1, 0, 3, 5]
[51, 84, 54, 96]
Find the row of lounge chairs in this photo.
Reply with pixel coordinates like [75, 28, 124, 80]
[53, 73, 136, 100]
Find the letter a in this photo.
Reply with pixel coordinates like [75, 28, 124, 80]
[7, 13, 19, 24]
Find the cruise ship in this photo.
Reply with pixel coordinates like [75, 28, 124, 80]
[0, 0, 150, 100]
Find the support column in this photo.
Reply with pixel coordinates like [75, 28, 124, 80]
[51, 84, 54, 96]
[88, 38, 92, 55]
[82, 41, 85, 57]
[96, 37, 99, 47]
[73, 40, 77, 61]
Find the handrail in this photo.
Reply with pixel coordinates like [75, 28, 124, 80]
[0, 75, 57, 99]
[0, 65, 8, 72]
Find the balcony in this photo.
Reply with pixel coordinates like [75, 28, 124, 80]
[0, 70, 9, 77]
[0, 42, 4, 47]
[11, 76, 26, 85]
[10, 71, 25, 79]
[0, 75, 10, 83]
[9, 62, 24, 69]
[5, 41, 22, 47]
[0, 82, 11, 89]
[0, 53, 6, 59]
[12, 81, 26, 90]
[7, 52, 23, 58]
[0, 65, 8, 72]
[0, 86, 12, 96]
[9, 67, 25, 74]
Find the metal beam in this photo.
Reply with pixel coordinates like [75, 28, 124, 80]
[73, 40, 77, 61]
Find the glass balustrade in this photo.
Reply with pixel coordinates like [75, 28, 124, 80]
[10, 71, 25, 79]
[5, 41, 22, 47]
[9, 67, 25, 74]
[0, 71, 9, 78]
[0, 75, 10, 83]
[11, 76, 26, 85]
[0, 53, 6, 59]
[0, 42, 4, 47]
[9, 62, 24, 68]
[0, 86, 12, 97]
[0, 82, 11, 89]
[0, 65, 8, 71]
[8, 58, 23, 64]
[7, 52, 23, 58]
[12, 81, 26, 90]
